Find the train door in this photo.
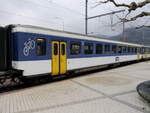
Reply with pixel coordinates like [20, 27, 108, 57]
[60, 42, 67, 74]
[137, 48, 140, 60]
[51, 41, 67, 76]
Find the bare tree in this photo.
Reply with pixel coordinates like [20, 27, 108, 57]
[97, 0, 150, 28]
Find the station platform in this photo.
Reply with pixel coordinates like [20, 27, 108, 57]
[0, 61, 150, 113]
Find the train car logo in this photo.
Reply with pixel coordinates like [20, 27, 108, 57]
[115, 57, 119, 62]
[23, 38, 35, 56]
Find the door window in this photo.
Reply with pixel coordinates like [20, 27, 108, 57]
[61, 44, 66, 55]
[54, 43, 58, 55]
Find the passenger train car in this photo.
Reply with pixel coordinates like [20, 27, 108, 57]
[0, 25, 150, 81]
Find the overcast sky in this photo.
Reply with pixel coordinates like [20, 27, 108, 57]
[0, 0, 149, 36]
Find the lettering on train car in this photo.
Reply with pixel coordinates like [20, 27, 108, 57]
[115, 57, 119, 62]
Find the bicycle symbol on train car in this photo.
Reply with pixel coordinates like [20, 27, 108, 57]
[23, 38, 35, 56]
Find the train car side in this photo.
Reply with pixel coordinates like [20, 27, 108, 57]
[10, 25, 150, 77]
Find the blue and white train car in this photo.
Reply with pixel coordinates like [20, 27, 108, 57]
[0, 25, 150, 79]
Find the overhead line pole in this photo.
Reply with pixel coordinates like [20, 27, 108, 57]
[85, 0, 88, 35]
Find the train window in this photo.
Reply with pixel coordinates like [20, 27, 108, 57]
[135, 48, 137, 53]
[128, 47, 131, 53]
[104, 44, 110, 54]
[118, 46, 122, 54]
[146, 48, 148, 52]
[61, 44, 65, 55]
[140, 48, 143, 53]
[143, 48, 145, 53]
[36, 38, 46, 56]
[70, 41, 81, 55]
[54, 43, 58, 55]
[84, 43, 93, 54]
[138, 48, 141, 53]
[139, 48, 141, 53]
[96, 44, 103, 54]
[123, 47, 127, 53]
[135, 48, 136, 53]
[132, 48, 134, 53]
[144, 48, 147, 53]
[142, 48, 144, 53]
[112, 45, 117, 54]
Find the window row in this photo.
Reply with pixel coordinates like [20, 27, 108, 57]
[35, 39, 150, 56]
[70, 41, 140, 55]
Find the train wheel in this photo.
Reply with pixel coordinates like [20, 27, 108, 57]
[0, 78, 5, 88]
[12, 76, 23, 85]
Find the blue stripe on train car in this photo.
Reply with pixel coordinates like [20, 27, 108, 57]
[12, 32, 137, 61]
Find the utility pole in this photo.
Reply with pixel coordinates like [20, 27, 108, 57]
[85, 0, 88, 35]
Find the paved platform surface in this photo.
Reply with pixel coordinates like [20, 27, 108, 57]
[0, 61, 150, 113]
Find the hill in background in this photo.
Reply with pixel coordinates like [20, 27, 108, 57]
[94, 28, 150, 46]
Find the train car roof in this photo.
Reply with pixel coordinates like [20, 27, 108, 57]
[11, 24, 149, 48]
